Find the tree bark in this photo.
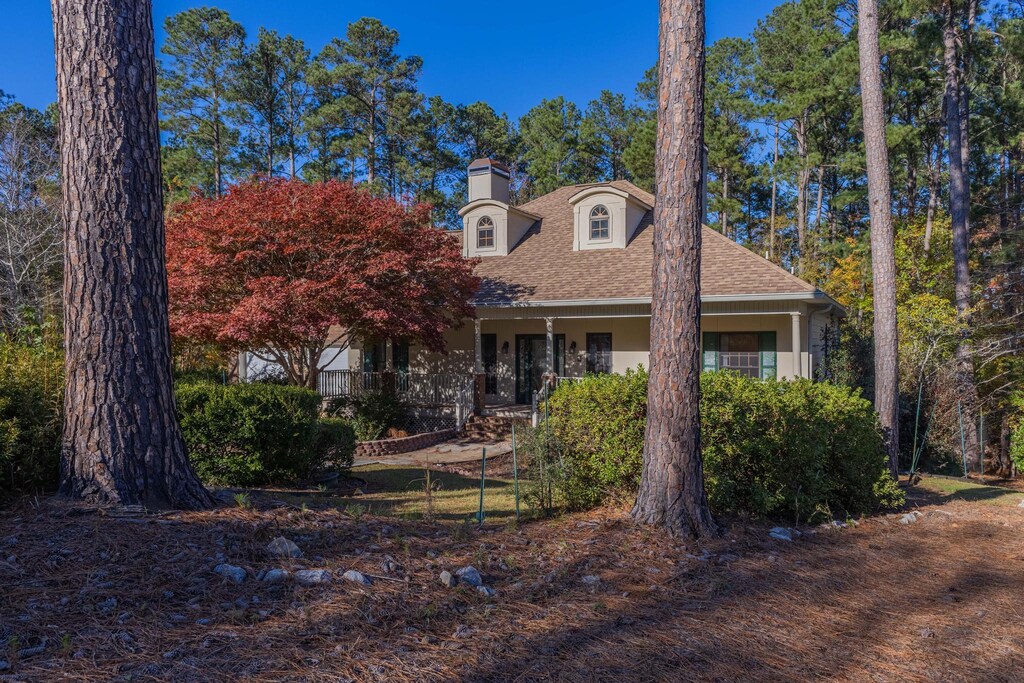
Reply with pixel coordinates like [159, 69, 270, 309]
[924, 136, 943, 253]
[858, 0, 900, 478]
[794, 114, 810, 276]
[52, 0, 212, 509]
[769, 121, 779, 260]
[632, 0, 718, 539]
[942, 0, 981, 472]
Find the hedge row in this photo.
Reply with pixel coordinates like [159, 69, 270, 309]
[540, 369, 903, 521]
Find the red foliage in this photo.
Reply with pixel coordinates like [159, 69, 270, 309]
[166, 179, 478, 383]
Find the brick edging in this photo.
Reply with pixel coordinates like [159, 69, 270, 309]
[354, 429, 457, 458]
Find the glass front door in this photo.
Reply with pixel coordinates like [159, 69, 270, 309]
[515, 334, 565, 404]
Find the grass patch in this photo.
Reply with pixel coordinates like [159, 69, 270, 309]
[912, 475, 1024, 507]
[266, 465, 524, 522]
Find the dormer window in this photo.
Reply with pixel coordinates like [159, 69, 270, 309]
[477, 216, 495, 248]
[589, 205, 610, 240]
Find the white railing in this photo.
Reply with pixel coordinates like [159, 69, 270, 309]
[318, 370, 474, 407]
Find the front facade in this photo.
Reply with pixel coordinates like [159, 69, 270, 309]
[350, 159, 842, 409]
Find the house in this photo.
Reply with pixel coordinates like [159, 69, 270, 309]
[329, 158, 843, 414]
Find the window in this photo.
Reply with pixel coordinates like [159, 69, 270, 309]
[586, 333, 612, 374]
[589, 205, 610, 240]
[702, 332, 777, 379]
[477, 215, 495, 248]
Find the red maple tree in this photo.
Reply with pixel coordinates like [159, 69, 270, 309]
[166, 178, 479, 387]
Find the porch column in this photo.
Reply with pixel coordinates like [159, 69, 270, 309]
[473, 319, 483, 374]
[237, 351, 248, 383]
[382, 338, 396, 395]
[472, 319, 485, 413]
[791, 312, 803, 378]
[545, 317, 555, 375]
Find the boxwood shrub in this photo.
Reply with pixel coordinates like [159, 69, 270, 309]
[176, 382, 353, 486]
[541, 368, 903, 521]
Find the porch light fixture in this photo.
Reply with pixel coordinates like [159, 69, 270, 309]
[501, 341, 509, 355]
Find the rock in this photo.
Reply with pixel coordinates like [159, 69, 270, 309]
[266, 536, 302, 559]
[261, 569, 289, 584]
[234, 597, 249, 610]
[196, 618, 211, 626]
[294, 569, 332, 586]
[98, 597, 118, 614]
[439, 570, 457, 588]
[456, 566, 483, 587]
[477, 585, 497, 597]
[426, 549, 439, 559]
[920, 627, 936, 638]
[581, 575, 601, 586]
[769, 527, 793, 542]
[899, 511, 923, 525]
[380, 555, 402, 574]
[342, 569, 372, 586]
[1017, 499, 1024, 508]
[214, 564, 246, 584]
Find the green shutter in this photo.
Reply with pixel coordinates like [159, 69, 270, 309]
[702, 332, 720, 372]
[759, 332, 777, 379]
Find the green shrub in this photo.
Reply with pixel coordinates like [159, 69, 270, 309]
[0, 337, 63, 497]
[328, 389, 407, 441]
[542, 368, 903, 521]
[1010, 393, 1024, 473]
[176, 382, 326, 486]
[314, 417, 357, 474]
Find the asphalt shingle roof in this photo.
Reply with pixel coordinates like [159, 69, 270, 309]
[471, 179, 818, 305]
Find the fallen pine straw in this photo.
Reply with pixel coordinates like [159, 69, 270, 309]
[1, 492, 1023, 682]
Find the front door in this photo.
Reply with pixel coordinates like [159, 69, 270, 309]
[515, 334, 565, 404]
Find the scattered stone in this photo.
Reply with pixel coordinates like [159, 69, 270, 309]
[342, 569, 372, 586]
[1018, 499, 1024, 508]
[169, 614, 186, 623]
[266, 536, 302, 559]
[195, 618, 211, 626]
[920, 627, 936, 638]
[234, 597, 249, 610]
[294, 569, 332, 586]
[439, 570, 457, 588]
[899, 511, 923, 525]
[477, 585, 497, 597]
[426, 549, 439, 559]
[98, 597, 117, 614]
[456, 566, 483, 587]
[261, 569, 289, 584]
[380, 555, 402, 574]
[214, 564, 246, 584]
[769, 527, 793, 542]
[581, 575, 601, 586]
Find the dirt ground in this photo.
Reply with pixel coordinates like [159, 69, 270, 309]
[2, 483, 1023, 682]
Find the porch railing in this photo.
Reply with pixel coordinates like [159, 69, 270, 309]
[317, 369, 474, 407]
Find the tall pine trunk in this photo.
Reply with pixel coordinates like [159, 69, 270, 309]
[942, 0, 981, 472]
[632, 0, 717, 539]
[52, 0, 212, 509]
[858, 0, 900, 477]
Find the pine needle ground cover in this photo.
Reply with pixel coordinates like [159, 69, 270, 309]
[1, 480, 1023, 681]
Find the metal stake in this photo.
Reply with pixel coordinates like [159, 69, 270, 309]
[477, 447, 487, 524]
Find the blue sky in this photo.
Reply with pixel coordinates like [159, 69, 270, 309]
[1, 0, 779, 117]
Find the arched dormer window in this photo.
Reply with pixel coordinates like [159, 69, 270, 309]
[477, 215, 495, 248]
[590, 205, 610, 240]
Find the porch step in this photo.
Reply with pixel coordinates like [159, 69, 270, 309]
[461, 414, 529, 442]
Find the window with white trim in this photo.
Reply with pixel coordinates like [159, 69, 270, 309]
[477, 215, 495, 248]
[589, 205, 610, 240]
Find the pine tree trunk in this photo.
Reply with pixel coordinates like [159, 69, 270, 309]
[632, 0, 718, 539]
[794, 115, 810, 276]
[942, 0, 981, 472]
[858, 0, 900, 478]
[769, 122, 779, 260]
[52, 0, 212, 510]
[924, 136, 943, 253]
